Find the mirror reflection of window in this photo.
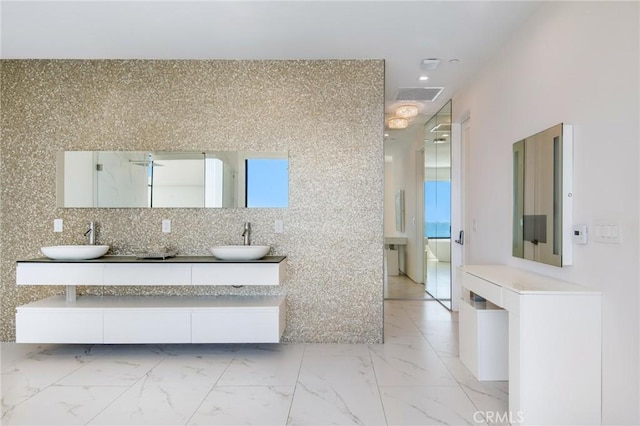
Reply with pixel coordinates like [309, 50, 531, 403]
[245, 158, 289, 208]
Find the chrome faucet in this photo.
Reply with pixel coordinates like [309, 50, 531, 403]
[242, 222, 251, 245]
[84, 222, 95, 245]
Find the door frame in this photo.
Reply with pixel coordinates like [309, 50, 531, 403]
[414, 145, 425, 285]
[450, 115, 470, 312]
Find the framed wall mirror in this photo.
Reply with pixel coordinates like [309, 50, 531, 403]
[57, 151, 289, 208]
[513, 123, 573, 267]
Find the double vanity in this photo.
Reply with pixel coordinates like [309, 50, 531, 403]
[16, 248, 287, 344]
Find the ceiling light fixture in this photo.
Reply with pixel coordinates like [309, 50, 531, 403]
[419, 75, 429, 81]
[394, 104, 419, 119]
[388, 117, 409, 129]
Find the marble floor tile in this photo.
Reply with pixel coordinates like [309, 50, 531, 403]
[1, 349, 95, 416]
[303, 343, 372, 358]
[381, 386, 487, 426]
[288, 381, 386, 426]
[440, 356, 509, 420]
[2, 385, 126, 426]
[0, 343, 55, 371]
[188, 386, 294, 425]
[56, 355, 165, 387]
[88, 354, 233, 425]
[370, 342, 458, 387]
[88, 379, 212, 425]
[299, 354, 376, 388]
[216, 344, 304, 387]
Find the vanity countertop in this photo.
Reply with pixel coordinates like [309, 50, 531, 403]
[18, 255, 286, 264]
[460, 264, 600, 295]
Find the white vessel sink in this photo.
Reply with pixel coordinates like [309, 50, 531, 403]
[210, 245, 270, 261]
[41, 245, 110, 260]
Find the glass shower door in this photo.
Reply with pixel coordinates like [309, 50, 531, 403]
[423, 100, 452, 309]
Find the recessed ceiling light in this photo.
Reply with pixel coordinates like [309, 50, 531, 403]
[384, 133, 389, 138]
[449, 58, 460, 64]
[419, 75, 429, 81]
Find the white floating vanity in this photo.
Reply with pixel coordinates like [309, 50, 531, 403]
[459, 265, 602, 426]
[15, 256, 287, 344]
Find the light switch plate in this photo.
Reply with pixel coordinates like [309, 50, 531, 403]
[53, 219, 63, 233]
[162, 219, 171, 233]
[274, 220, 284, 234]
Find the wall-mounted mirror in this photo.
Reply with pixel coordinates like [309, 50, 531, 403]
[57, 151, 288, 208]
[513, 123, 572, 266]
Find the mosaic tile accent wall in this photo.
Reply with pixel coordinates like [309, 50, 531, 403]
[0, 60, 384, 343]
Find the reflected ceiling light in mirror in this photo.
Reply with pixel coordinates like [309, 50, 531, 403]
[433, 137, 448, 144]
[395, 104, 419, 119]
[430, 123, 452, 132]
[387, 117, 409, 129]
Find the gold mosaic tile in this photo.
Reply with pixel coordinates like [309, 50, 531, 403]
[0, 60, 384, 343]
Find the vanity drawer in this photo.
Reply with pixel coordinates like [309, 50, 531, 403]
[191, 262, 285, 286]
[462, 273, 502, 306]
[17, 263, 104, 285]
[103, 263, 191, 285]
[16, 310, 103, 343]
[192, 302, 285, 343]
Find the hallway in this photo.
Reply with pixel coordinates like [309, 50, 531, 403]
[1, 300, 508, 425]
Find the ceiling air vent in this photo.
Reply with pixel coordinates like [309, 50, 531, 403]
[395, 87, 444, 102]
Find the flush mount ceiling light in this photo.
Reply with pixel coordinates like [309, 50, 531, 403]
[394, 104, 419, 119]
[388, 117, 409, 129]
[419, 75, 429, 81]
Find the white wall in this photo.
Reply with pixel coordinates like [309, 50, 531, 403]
[453, 2, 639, 423]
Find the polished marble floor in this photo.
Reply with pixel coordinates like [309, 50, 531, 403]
[1, 301, 508, 425]
[384, 274, 429, 300]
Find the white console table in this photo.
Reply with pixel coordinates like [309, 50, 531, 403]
[15, 256, 287, 344]
[459, 265, 602, 426]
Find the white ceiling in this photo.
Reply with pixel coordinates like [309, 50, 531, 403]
[0, 1, 540, 132]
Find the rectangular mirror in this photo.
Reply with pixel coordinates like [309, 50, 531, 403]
[57, 151, 289, 208]
[512, 123, 572, 266]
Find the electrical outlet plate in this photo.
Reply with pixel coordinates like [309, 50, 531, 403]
[53, 219, 63, 233]
[162, 219, 171, 233]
